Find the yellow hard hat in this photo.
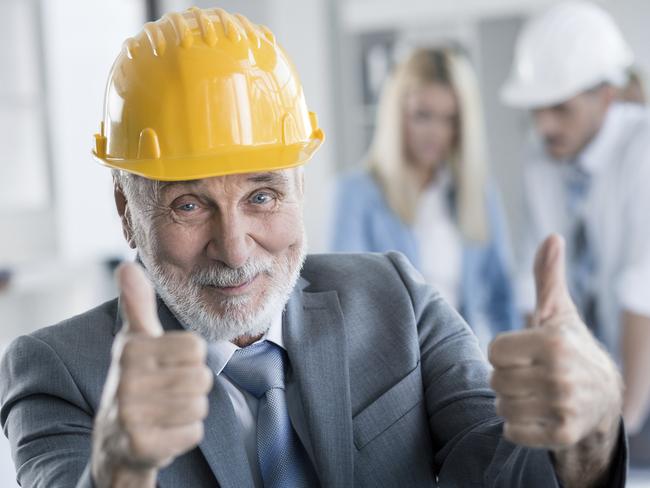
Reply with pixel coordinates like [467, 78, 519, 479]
[93, 7, 324, 181]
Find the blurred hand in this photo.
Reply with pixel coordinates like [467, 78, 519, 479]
[489, 235, 621, 485]
[91, 263, 213, 488]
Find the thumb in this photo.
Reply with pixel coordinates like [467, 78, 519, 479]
[116, 262, 163, 337]
[532, 234, 576, 327]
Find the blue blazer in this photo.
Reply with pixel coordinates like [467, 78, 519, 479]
[331, 171, 520, 333]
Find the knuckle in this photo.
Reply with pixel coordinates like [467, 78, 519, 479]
[186, 396, 209, 420]
[196, 396, 209, 419]
[552, 403, 578, 425]
[545, 366, 562, 382]
[187, 334, 207, 359]
[119, 340, 140, 367]
[550, 424, 579, 446]
[545, 354, 570, 378]
[117, 400, 137, 428]
[543, 332, 566, 355]
[128, 430, 153, 460]
[199, 366, 214, 391]
[546, 373, 569, 396]
[188, 421, 205, 446]
[120, 337, 154, 367]
[547, 366, 577, 397]
[116, 375, 138, 398]
[487, 335, 507, 364]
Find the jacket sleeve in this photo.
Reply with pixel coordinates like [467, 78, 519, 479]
[0, 335, 95, 488]
[385, 251, 627, 487]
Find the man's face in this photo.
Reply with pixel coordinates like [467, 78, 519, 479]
[119, 169, 306, 343]
[532, 86, 613, 161]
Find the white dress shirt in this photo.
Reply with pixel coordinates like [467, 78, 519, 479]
[207, 314, 285, 488]
[413, 170, 463, 310]
[516, 102, 650, 357]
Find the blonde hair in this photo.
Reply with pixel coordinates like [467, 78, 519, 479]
[367, 47, 488, 242]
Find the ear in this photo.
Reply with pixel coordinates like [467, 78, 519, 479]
[114, 184, 137, 249]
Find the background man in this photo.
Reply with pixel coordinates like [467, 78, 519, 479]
[1, 6, 628, 487]
[502, 1, 650, 463]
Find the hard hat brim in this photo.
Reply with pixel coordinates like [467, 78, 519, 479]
[93, 134, 324, 181]
[500, 80, 586, 109]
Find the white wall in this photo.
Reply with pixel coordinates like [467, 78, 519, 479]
[605, 0, 650, 83]
[41, 0, 142, 262]
[267, 0, 337, 253]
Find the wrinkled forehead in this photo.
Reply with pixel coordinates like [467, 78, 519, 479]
[156, 168, 303, 197]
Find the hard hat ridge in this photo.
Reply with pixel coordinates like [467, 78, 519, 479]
[93, 6, 324, 181]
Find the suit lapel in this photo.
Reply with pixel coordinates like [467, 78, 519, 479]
[283, 283, 354, 487]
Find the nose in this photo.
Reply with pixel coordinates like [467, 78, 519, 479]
[206, 210, 255, 269]
[533, 108, 559, 137]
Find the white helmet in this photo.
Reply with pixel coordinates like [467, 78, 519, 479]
[501, 1, 634, 108]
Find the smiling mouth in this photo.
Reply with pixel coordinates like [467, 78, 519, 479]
[207, 274, 259, 296]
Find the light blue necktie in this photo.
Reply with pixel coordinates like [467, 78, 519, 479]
[224, 340, 316, 487]
[565, 165, 599, 336]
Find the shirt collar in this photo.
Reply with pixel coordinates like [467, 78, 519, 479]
[423, 166, 453, 193]
[208, 312, 285, 376]
[575, 103, 625, 175]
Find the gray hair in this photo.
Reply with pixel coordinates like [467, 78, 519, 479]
[111, 169, 161, 212]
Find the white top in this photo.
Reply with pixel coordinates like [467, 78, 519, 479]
[516, 102, 650, 356]
[413, 170, 463, 309]
[208, 314, 285, 488]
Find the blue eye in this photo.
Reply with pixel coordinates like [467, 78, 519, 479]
[177, 202, 198, 212]
[251, 192, 273, 204]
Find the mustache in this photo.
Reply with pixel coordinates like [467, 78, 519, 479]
[191, 259, 273, 288]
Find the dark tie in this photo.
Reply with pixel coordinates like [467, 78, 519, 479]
[224, 340, 316, 487]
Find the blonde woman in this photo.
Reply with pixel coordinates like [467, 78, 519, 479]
[332, 48, 519, 340]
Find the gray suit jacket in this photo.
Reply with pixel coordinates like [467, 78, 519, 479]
[0, 252, 626, 487]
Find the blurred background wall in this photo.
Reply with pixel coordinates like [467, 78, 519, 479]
[1, 0, 650, 485]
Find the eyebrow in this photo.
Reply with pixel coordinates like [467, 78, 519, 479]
[246, 172, 289, 185]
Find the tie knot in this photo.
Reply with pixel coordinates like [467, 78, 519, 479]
[223, 341, 286, 398]
[566, 165, 591, 198]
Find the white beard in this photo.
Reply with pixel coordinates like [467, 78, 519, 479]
[138, 243, 306, 343]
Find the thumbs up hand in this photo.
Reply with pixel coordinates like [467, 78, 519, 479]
[91, 263, 213, 487]
[489, 235, 622, 486]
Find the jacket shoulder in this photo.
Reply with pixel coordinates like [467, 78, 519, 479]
[30, 298, 119, 347]
[2, 298, 118, 385]
[302, 252, 428, 296]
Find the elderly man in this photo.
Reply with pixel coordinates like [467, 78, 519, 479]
[0, 7, 627, 488]
[501, 1, 650, 459]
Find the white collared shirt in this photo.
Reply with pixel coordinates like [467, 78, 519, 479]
[516, 102, 650, 357]
[413, 170, 462, 310]
[207, 314, 285, 488]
